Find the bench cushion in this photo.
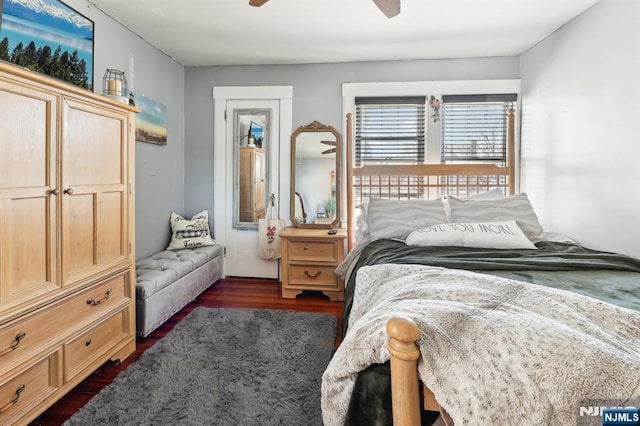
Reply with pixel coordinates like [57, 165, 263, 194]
[135, 245, 223, 300]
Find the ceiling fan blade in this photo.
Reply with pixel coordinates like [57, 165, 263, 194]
[372, 0, 400, 18]
[249, 0, 269, 7]
[320, 140, 336, 146]
[322, 148, 337, 155]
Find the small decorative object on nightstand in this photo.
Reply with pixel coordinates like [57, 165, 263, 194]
[280, 227, 346, 301]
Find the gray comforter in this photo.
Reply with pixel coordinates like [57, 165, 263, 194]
[332, 239, 640, 425]
[342, 240, 640, 335]
[323, 263, 640, 425]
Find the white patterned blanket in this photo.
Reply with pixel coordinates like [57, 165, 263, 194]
[321, 264, 640, 425]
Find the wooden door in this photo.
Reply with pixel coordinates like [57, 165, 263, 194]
[60, 98, 131, 286]
[218, 97, 285, 279]
[0, 77, 60, 310]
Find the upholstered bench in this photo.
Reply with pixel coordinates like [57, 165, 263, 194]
[135, 244, 223, 338]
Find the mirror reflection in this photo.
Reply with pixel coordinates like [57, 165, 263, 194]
[234, 109, 270, 229]
[290, 121, 341, 228]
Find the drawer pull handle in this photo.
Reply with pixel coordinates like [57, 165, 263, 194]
[85, 339, 92, 347]
[304, 270, 321, 278]
[0, 332, 26, 356]
[87, 288, 112, 306]
[64, 187, 74, 195]
[303, 246, 308, 251]
[0, 384, 25, 414]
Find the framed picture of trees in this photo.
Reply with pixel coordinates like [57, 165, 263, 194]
[0, 0, 94, 90]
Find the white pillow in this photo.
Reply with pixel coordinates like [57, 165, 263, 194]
[167, 210, 217, 250]
[356, 203, 369, 232]
[448, 193, 544, 241]
[405, 220, 537, 249]
[466, 188, 506, 201]
[443, 188, 505, 221]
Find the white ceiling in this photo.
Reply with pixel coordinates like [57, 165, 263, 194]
[88, 0, 600, 67]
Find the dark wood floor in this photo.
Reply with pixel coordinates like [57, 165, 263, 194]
[30, 277, 344, 426]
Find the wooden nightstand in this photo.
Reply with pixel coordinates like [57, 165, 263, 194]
[280, 227, 346, 301]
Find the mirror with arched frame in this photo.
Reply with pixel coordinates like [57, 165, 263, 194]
[290, 121, 341, 228]
[233, 108, 270, 229]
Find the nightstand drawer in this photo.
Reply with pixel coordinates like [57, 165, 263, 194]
[287, 239, 338, 263]
[288, 265, 338, 286]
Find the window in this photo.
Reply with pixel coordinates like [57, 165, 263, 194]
[354, 96, 425, 166]
[440, 94, 517, 166]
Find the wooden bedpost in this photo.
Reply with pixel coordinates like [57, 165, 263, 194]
[346, 113, 354, 251]
[387, 316, 421, 426]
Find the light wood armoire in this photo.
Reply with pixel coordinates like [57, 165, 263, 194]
[0, 62, 138, 425]
[239, 146, 266, 222]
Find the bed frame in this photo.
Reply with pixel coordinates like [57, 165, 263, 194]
[344, 109, 516, 425]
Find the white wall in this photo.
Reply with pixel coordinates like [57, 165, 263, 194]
[520, 0, 640, 258]
[63, 0, 185, 258]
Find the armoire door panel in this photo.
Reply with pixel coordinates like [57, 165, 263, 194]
[0, 78, 59, 308]
[0, 196, 57, 305]
[254, 150, 266, 212]
[0, 90, 49, 188]
[62, 193, 96, 281]
[97, 191, 125, 263]
[61, 99, 130, 286]
[64, 100, 125, 186]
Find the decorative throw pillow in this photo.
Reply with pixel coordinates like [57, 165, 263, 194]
[406, 220, 537, 249]
[367, 198, 447, 240]
[443, 188, 505, 221]
[167, 210, 217, 250]
[448, 192, 544, 240]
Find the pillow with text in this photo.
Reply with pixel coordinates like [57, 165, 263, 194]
[405, 220, 537, 249]
[167, 210, 218, 250]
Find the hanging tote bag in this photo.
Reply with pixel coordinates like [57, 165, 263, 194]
[258, 196, 285, 260]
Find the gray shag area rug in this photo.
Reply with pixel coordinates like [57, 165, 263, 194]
[65, 307, 337, 426]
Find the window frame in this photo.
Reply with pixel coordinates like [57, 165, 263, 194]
[440, 94, 518, 166]
[342, 79, 521, 186]
[354, 96, 427, 167]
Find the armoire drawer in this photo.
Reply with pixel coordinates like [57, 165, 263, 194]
[64, 307, 130, 382]
[0, 272, 129, 377]
[0, 349, 61, 426]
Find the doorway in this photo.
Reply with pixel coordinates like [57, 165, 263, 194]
[212, 86, 293, 279]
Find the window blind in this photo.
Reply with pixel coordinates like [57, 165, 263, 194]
[355, 96, 426, 166]
[441, 94, 517, 165]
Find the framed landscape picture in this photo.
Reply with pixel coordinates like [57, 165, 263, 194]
[0, 0, 94, 90]
[135, 93, 168, 145]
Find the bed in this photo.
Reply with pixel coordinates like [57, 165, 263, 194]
[320, 113, 640, 426]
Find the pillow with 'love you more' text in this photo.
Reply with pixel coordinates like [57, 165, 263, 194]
[405, 220, 536, 249]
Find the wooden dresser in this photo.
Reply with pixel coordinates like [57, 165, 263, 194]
[280, 228, 346, 301]
[0, 63, 138, 425]
[239, 146, 266, 222]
